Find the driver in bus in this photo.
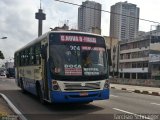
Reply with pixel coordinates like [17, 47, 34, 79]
[82, 52, 92, 68]
[64, 50, 77, 64]
[65, 50, 72, 63]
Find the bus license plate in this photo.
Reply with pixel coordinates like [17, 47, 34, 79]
[80, 92, 88, 96]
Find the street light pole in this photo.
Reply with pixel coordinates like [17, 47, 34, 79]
[0, 36, 7, 59]
[0, 37, 7, 39]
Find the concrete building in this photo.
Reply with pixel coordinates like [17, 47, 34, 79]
[88, 27, 101, 35]
[104, 36, 119, 77]
[119, 28, 160, 80]
[110, 1, 139, 41]
[78, 1, 101, 34]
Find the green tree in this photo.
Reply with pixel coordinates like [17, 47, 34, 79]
[0, 51, 4, 59]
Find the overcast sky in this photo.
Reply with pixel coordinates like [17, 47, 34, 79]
[0, 0, 160, 65]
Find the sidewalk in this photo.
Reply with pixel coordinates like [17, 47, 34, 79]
[0, 95, 18, 120]
[0, 93, 27, 120]
[110, 84, 160, 96]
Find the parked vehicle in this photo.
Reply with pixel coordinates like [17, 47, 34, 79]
[0, 72, 6, 76]
[6, 68, 15, 78]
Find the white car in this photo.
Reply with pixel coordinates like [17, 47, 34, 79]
[0, 72, 6, 77]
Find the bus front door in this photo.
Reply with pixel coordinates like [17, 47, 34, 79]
[41, 44, 49, 101]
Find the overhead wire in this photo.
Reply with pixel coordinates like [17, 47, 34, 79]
[54, 0, 160, 24]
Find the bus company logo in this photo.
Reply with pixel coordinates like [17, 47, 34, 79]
[64, 64, 82, 76]
[81, 82, 85, 86]
[60, 35, 96, 43]
[64, 64, 81, 68]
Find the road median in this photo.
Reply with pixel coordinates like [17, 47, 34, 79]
[111, 84, 160, 96]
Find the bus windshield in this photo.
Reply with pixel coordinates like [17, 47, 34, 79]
[49, 44, 108, 80]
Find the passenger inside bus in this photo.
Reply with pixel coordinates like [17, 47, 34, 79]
[82, 52, 92, 68]
[64, 50, 77, 64]
[64, 50, 72, 63]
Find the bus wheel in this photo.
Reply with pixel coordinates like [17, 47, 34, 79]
[36, 84, 45, 104]
[20, 79, 26, 93]
[79, 101, 92, 104]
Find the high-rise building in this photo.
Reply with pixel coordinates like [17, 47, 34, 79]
[110, 1, 139, 41]
[78, 1, 101, 34]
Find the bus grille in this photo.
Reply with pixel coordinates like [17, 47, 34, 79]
[64, 82, 101, 91]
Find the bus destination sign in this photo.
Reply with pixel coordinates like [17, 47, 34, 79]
[60, 35, 97, 44]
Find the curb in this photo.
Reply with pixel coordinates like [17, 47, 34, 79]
[111, 87, 115, 89]
[111, 87, 160, 96]
[141, 91, 149, 94]
[134, 90, 141, 93]
[0, 93, 28, 120]
[121, 88, 127, 90]
[151, 92, 160, 96]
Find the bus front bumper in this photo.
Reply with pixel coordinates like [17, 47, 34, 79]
[50, 89, 109, 103]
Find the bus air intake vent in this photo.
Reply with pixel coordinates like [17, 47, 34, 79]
[64, 82, 101, 91]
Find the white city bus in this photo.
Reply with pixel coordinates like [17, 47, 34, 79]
[14, 31, 110, 103]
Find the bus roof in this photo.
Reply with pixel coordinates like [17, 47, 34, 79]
[48, 31, 102, 37]
[15, 31, 103, 53]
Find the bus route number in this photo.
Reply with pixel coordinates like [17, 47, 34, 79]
[70, 46, 80, 51]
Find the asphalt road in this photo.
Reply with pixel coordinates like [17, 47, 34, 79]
[0, 77, 160, 120]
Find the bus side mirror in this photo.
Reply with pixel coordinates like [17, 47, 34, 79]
[107, 49, 112, 66]
[41, 44, 47, 59]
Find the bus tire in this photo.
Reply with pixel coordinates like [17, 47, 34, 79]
[20, 79, 26, 93]
[78, 101, 93, 105]
[17, 80, 20, 87]
[36, 84, 45, 104]
[80, 102, 91, 104]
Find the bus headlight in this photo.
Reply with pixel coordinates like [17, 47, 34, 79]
[104, 80, 110, 89]
[52, 80, 61, 91]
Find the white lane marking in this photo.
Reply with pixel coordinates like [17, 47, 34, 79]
[151, 103, 160, 106]
[110, 95, 119, 97]
[113, 108, 152, 120]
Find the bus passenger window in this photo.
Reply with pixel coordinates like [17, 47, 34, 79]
[35, 44, 41, 65]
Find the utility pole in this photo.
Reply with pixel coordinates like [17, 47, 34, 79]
[0, 37, 7, 39]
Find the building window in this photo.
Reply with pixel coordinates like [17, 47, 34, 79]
[132, 62, 137, 68]
[137, 62, 142, 67]
[126, 53, 130, 59]
[143, 62, 148, 67]
[120, 54, 123, 60]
